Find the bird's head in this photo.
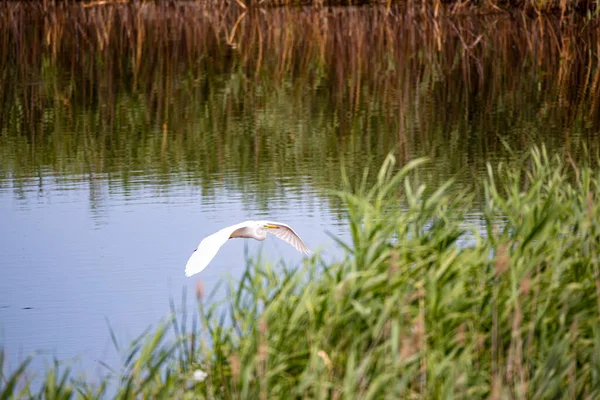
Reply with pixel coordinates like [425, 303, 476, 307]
[255, 222, 275, 238]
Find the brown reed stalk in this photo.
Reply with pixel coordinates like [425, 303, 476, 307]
[0, 2, 598, 157]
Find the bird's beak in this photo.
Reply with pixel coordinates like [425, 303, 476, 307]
[264, 224, 278, 229]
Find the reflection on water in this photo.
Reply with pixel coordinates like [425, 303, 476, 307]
[0, 174, 344, 377]
[0, 3, 599, 376]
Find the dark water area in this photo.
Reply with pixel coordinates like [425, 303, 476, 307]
[0, 2, 599, 379]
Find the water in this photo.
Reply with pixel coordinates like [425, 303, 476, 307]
[0, 3, 599, 380]
[0, 172, 346, 377]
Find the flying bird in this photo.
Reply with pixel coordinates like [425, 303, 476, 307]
[185, 220, 311, 277]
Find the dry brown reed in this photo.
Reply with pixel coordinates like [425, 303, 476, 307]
[1, 3, 597, 128]
[0, 2, 598, 192]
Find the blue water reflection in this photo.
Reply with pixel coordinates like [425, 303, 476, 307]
[0, 174, 345, 375]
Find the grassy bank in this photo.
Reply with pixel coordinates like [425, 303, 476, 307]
[3, 146, 600, 398]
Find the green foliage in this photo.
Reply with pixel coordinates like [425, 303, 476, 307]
[3, 146, 600, 398]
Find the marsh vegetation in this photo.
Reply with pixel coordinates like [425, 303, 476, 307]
[1, 1, 600, 398]
[4, 148, 600, 398]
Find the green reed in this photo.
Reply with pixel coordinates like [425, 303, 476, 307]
[3, 146, 600, 398]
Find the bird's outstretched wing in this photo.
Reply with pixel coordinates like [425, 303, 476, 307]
[262, 221, 312, 255]
[185, 222, 248, 277]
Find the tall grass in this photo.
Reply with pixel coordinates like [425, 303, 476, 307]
[2, 3, 598, 132]
[1, 3, 599, 211]
[3, 146, 600, 398]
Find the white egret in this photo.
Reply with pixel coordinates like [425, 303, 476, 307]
[185, 220, 311, 277]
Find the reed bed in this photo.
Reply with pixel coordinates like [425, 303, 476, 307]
[0, 3, 599, 202]
[3, 146, 600, 398]
[1, 3, 598, 128]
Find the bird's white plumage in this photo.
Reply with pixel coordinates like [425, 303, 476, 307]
[184, 222, 245, 277]
[184, 220, 311, 277]
[261, 220, 311, 255]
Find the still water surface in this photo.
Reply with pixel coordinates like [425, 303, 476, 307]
[1, 3, 599, 378]
[0, 173, 345, 375]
